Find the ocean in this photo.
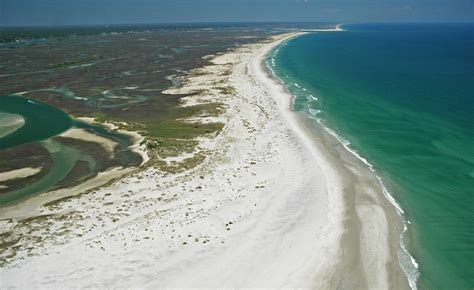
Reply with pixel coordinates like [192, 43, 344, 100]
[270, 23, 474, 289]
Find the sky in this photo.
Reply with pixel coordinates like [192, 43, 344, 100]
[0, 0, 473, 26]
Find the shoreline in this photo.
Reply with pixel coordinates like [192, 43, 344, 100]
[1, 32, 410, 288]
[256, 33, 410, 288]
[264, 32, 418, 288]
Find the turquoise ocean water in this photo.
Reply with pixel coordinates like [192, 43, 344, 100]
[270, 23, 473, 289]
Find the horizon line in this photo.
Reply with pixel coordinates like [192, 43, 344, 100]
[1, 20, 473, 28]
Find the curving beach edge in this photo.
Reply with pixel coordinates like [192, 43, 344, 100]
[259, 32, 412, 289]
[0, 32, 411, 289]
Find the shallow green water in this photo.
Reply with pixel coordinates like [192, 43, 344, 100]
[0, 95, 73, 149]
[0, 95, 140, 204]
[0, 139, 84, 204]
[272, 24, 474, 289]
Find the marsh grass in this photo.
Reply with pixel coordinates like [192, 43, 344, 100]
[88, 100, 225, 171]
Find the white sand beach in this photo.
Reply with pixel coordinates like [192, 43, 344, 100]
[0, 32, 409, 289]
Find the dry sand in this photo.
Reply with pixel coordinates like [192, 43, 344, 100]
[0, 167, 41, 183]
[60, 128, 119, 154]
[0, 113, 25, 138]
[0, 32, 409, 289]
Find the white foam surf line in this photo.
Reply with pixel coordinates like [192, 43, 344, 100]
[306, 100, 420, 290]
[265, 33, 420, 289]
